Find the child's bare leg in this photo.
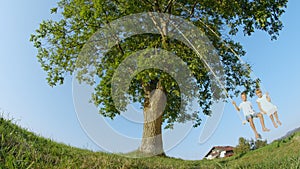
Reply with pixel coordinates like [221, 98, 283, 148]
[269, 114, 278, 128]
[274, 111, 282, 125]
[248, 118, 261, 139]
[257, 113, 270, 132]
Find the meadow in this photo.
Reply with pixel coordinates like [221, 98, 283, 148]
[1, 117, 299, 169]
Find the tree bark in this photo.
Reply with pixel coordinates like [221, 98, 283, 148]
[139, 82, 166, 156]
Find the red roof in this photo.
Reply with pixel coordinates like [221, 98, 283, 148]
[204, 146, 234, 158]
[213, 146, 234, 151]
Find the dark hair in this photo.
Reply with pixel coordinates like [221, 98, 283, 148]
[241, 91, 247, 96]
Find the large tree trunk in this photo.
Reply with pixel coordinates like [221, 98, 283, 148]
[139, 9, 169, 156]
[139, 84, 166, 156]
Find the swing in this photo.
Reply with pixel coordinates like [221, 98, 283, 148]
[172, 2, 266, 127]
[171, 16, 264, 128]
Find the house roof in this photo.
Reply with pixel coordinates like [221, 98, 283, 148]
[213, 146, 234, 151]
[204, 146, 234, 158]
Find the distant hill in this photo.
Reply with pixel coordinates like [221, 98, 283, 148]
[276, 126, 300, 141]
[1, 116, 300, 168]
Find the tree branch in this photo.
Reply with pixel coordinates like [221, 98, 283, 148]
[190, 2, 198, 16]
[163, 0, 174, 13]
[153, 0, 161, 12]
[103, 10, 125, 55]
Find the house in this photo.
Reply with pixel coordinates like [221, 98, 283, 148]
[204, 146, 234, 160]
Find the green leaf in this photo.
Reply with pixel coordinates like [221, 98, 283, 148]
[50, 7, 57, 14]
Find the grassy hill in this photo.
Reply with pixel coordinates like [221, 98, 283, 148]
[1, 117, 300, 169]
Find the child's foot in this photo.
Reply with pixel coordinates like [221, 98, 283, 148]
[255, 134, 262, 139]
[274, 124, 278, 128]
[263, 128, 270, 132]
[277, 120, 282, 126]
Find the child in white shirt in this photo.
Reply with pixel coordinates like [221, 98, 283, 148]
[232, 91, 270, 139]
[255, 88, 282, 128]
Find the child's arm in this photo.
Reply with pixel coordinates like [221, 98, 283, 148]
[257, 101, 267, 114]
[266, 92, 271, 102]
[232, 101, 240, 111]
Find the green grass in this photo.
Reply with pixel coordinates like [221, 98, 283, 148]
[1, 117, 300, 169]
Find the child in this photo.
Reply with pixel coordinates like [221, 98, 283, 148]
[255, 89, 282, 128]
[232, 91, 270, 139]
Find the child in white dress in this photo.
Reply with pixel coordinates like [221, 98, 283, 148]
[255, 89, 282, 128]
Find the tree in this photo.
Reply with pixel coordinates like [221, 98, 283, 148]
[235, 137, 267, 155]
[234, 137, 251, 155]
[30, 0, 288, 156]
[254, 139, 268, 149]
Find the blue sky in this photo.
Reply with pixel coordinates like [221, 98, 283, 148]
[0, 0, 299, 160]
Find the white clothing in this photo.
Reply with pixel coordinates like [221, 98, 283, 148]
[239, 101, 256, 117]
[256, 94, 277, 116]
